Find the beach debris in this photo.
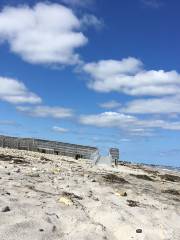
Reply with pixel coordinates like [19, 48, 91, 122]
[2, 206, 10, 212]
[159, 174, 180, 182]
[59, 197, 73, 206]
[127, 200, 140, 207]
[103, 173, 128, 184]
[136, 229, 142, 233]
[115, 191, 127, 197]
[162, 189, 180, 195]
[130, 174, 154, 181]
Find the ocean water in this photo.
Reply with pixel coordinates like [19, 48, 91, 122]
[119, 160, 180, 172]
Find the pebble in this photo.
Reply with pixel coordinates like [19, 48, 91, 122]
[2, 206, 10, 212]
[136, 229, 142, 233]
[29, 173, 40, 177]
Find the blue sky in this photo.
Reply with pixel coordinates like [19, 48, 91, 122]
[0, 0, 180, 167]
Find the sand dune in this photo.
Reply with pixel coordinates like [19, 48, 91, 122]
[0, 147, 179, 240]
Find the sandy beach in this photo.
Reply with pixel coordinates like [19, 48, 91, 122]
[0, 147, 179, 240]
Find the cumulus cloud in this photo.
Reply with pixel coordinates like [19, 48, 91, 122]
[0, 77, 41, 104]
[99, 100, 122, 109]
[122, 96, 180, 114]
[52, 126, 69, 133]
[83, 57, 180, 96]
[0, 3, 91, 65]
[17, 106, 73, 119]
[79, 111, 180, 133]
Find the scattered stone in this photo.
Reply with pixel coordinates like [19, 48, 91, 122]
[103, 174, 128, 184]
[127, 200, 140, 207]
[28, 173, 40, 177]
[159, 174, 180, 182]
[130, 174, 154, 181]
[59, 197, 73, 206]
[162, 189, 180, 195]
[52, 225, 56, 232]
[88, 190, 99, 201]
[136, 229, 142, 233]
[40, 156, 52, 162]
[62, 191, 83, 200]
[2, 206, 10, 212]
[11, 158, 29, 165]
[52, 168, 61, 174]
[115, 191, 127, 197]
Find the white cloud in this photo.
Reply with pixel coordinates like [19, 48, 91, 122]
[81, 14, 103, 30]
[141, 0, 162, 8]
[99, 100, 122, 109]
[17, 106, 73, 119]
[122, 96, 180, 114]
[0, 3, 90, 65]
[80, 111, 180, 132]
[0, 120, 19, 126]
[0, 77, 41, 104]
[80, 112, 136, 128]
[83, 57, 180, 96]
[52, 126, 69, 133]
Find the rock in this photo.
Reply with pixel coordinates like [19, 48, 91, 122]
[2, 206, 10, 212]
[159, 174, 180, 182]
[52, 225, 56, 232]
[162, 189, 180, 195]
[136, 229, 142, 233]
[127, 200, 140, 207]
[103, 174, 129, 184]
[130, 174, 154, 181]
[39, 229, 44, 232]
[59, 197, 73, 206]
[28, 173, 40, 177]
[115, 191, 127, 197]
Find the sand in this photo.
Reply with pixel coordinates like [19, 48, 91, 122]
[0, 147, 179, 240]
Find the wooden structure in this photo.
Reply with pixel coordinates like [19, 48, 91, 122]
[0, 135, 99, 161]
